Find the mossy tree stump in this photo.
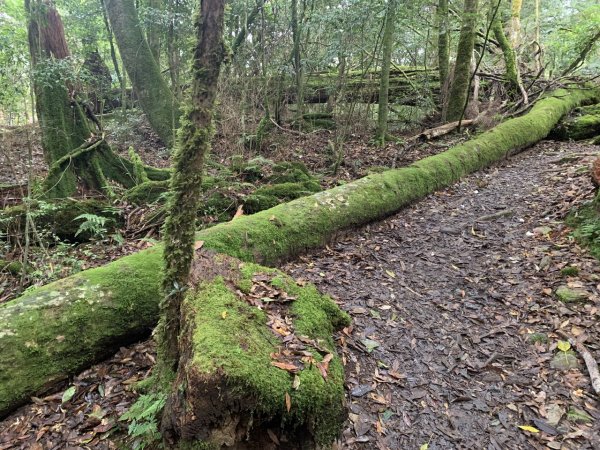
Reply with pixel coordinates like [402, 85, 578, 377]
[161, 251, 350, 448]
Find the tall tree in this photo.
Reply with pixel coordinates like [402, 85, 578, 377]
[489, 0, 519, 93]
[157, 0, 226, 375]
[437, 0, 450, 93]
[509, 0, 522, 48]
[291, 0, 303, 123]
[104, 0, 178, 146]
[445, 0, 478, 122]
[145, 0, 163, 64]
[375, 0, 397, 145]
[25, 0, 165, 198]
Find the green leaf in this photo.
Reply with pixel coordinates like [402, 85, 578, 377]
[557, 340, 571, 352]
[420, 444, 429, 450]
[62, 386, 76, 403]
[361, 338, 380, 353]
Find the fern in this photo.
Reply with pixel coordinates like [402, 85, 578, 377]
[73, 213, 109, 238]
[120, 392, 167, 449]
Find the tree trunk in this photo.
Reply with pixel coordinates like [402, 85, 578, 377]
[445, 0, 478, 122]
[26, 0, 162, 198]
[489, 0, 519, 93]
[375, 0, 397, 145]
[157, 0, 226, 399]
[291, 0, 304, 123]
[2, 87, 597, 419]
[437, 0, 450, 94]
[145, 0, 163, 64]
[104, 0, 178, 146]
[509, 0, 522, 48]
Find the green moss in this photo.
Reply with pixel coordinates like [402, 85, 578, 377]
[185, 262, 349, 446]
[0, 244, 163, 418]
[560, 266, 580, 277]
[2, 88, 597, 420]
[0, 199, 122, 242]
[566, 203, 600, 259]
[124, 180, 171, 204]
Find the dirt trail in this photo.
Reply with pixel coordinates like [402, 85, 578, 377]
[1, 140, 599, 449]
[285, 140, 600, 450]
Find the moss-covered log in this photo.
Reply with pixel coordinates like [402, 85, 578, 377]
[0, 88, 597, 419]
[552, 104, 600, 141]
[1, 198, 123, 243]
[161, 251, 349, 447]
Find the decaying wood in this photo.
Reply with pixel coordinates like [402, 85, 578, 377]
[569, 337, 600, 397]
[411, 119, 476, 141]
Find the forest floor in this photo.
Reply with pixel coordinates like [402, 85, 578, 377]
[0, 133, 599, 448]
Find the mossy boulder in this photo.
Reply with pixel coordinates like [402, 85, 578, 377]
[163, 251, 350, 448]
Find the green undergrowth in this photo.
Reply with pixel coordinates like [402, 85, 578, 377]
[566, 202, 600, 259]
[123, 158, 323, 220]
[182, 261, 350, 447]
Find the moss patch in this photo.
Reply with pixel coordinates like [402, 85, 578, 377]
[174, 254, 349, 447]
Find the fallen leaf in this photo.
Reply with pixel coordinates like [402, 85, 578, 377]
[61, 386, 76, 404]
[518, 425, 540, 433]
[285, 392, 292, 412]
[271, 361, 300, 373]
[194, 240, 204, 250]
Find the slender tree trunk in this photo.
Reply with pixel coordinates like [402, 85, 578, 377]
[489, 0, 518, 92]
[375, 0, 397, 145]
[509, 0, 522, 48]
[157, 0, 226, 375]
[437, 0, 450, 93]
[534, 0, 542, 73]
[99, 0, 123, 89]
[167, 0, 181, 98]
[232, 0, 265, 57]
[291, 0, 303, 123]
[104, 0, 178, 146]
[445, 0, 478, 122]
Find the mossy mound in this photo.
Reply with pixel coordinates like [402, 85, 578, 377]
[552, 103, 600, 141]
[166, 251, 350, 448]
[0, 199, 123, 242]
[244, 180, 322, 214]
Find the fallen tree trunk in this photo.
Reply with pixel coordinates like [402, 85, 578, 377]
[0, 87, 597, 418]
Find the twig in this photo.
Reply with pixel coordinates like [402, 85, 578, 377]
[475, 209, 514, 222]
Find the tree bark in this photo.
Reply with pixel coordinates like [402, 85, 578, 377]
[375, 0, 397, 145]
[145, 0, 163, 64]
[104, 0, 178, 146]
[489, 0, 520, 94]
[1, 87, 597, 419]
[509, 0, 522, 48]
[445, 0, 478, 122]
[291, 0, 304, 123]
[157, 0, 226, 376]
[437, 0, 450, 94]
